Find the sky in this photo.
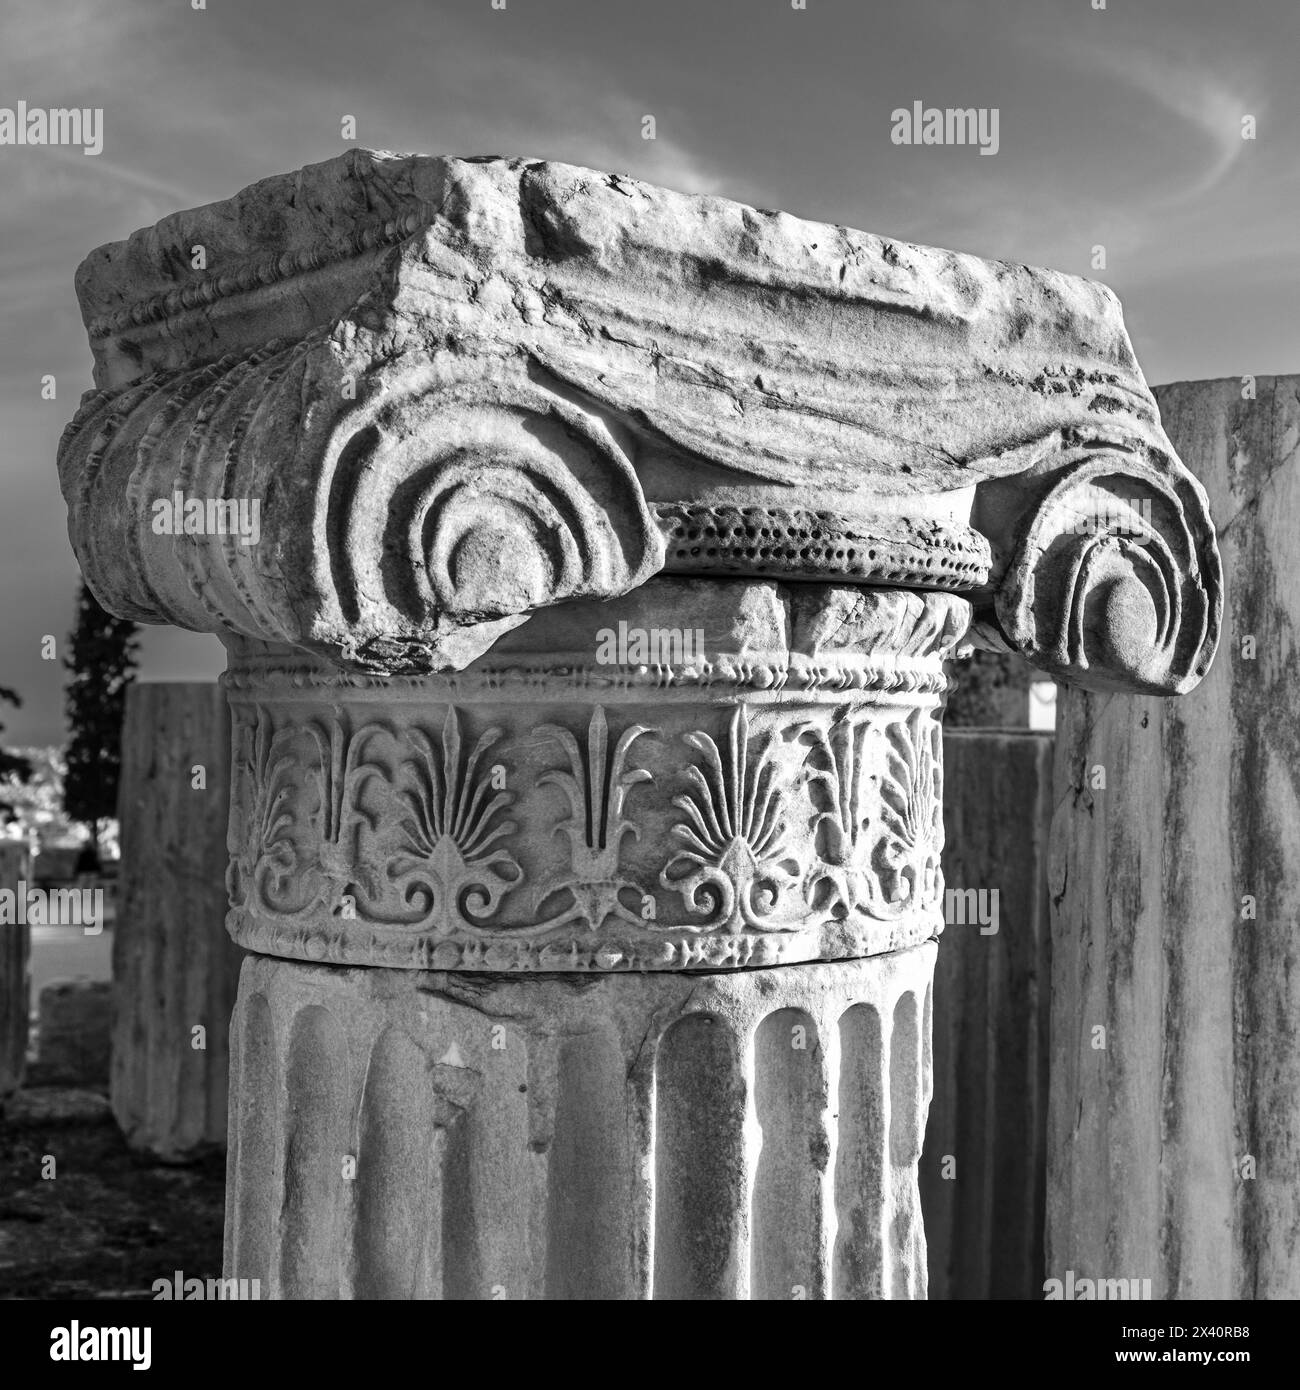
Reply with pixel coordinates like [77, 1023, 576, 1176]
[1, 0, 1296, 746]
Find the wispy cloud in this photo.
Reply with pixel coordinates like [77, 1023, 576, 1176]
[1054, 35, 1254, 202]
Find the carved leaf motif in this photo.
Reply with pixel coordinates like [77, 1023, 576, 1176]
[798, 712, 881, 920]
[236, 708, 313, 916]
[303, 715, 388, 907]
[660, 705, 799, 932]
[531, 706, 654, 931]
[874, 710, 943, 915]
[388, 706, 522, 928]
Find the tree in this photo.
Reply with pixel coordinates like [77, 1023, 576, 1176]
[63, 583, 139, 857]
[0, 748, 81, 846]
[0, 684, 33, 826]
[0, 684, 32, 784]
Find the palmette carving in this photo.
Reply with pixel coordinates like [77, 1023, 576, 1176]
[659, 706, 801, 932]
[388, 707, 522, 927]
[876, 711, 944, 915]
[531, 708, 654, 932]
[226, 709, 305, 916]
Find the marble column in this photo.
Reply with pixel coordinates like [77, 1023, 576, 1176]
[1049, 376, 1297, 1299]
[0, 842, 32, 1105]
[113, 682, 243, 1159]
[57, 150, 1220, 1298]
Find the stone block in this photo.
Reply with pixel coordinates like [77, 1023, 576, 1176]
[35, 978, 111, 1087]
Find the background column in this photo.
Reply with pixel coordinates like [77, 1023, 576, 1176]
[1048, 375, 1300, 1298]
[112, 682, 242, 1159]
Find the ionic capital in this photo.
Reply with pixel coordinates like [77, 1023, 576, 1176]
[59, 150, 1219, 693]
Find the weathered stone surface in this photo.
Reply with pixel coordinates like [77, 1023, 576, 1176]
[56, 156, 1220, 1301]
[59, 151, 1219, 694]
[0, 844, 32, 1102]
[225, 580, 961, 973]
[1048, 376, 1299, 1299]
[225, 944, 933, 1299]
[923, 730, 1052, 1300]
[113, 683, 243, 1159]
[36, 979, 111, 1087]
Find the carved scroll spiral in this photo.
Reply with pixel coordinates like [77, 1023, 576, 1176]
[317, 365, 665, 672]
[991, 441, 1221, 694]
[59, 345, 666, 676]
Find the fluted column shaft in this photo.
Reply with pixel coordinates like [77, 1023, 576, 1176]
[227, 949, 934, 1300]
